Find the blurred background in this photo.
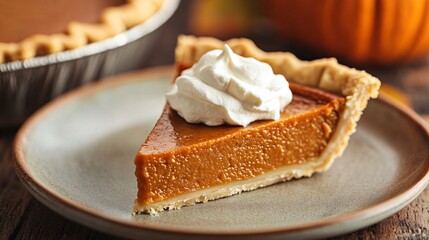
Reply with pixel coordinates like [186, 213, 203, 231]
[167, 0, 429, 114]
[2, 0, 429, 126]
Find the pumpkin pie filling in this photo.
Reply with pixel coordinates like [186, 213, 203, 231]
[133, 35, 380, 214]
[0, 0, 125, 43]
[135, 83, 345, 206]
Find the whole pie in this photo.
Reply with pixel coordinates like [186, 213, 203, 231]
[0, 0, 164, 63]
[134, 35, 380, 214]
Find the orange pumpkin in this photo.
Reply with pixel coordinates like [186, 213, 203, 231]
[265, 0, 429, 65]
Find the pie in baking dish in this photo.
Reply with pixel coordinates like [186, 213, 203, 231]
[0, 0, 164, 63]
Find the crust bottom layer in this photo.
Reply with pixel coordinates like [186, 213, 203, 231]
[133, 158, 322, 215]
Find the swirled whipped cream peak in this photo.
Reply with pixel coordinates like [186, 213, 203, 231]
[166, 44, 293, 127]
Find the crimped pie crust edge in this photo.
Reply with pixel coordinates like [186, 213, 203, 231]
[0, 0, 164, 63]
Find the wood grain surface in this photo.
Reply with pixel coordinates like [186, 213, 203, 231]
[1, 1, 429, 239]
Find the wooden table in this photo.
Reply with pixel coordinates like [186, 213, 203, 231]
[1, 2, 429, 239]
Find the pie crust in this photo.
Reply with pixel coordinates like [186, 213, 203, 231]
[134, 35, 380, 214]
[0, 0, 164, 63]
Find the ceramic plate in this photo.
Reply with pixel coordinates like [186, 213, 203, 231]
[14, 67, 429, 239]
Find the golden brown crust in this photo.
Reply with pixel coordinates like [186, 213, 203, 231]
[175, 35, 380, 97]
[0, 0, 163, 63]
[134, 35, 381, 214]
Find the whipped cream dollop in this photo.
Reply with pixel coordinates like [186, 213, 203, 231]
[166, 45, 293, 127]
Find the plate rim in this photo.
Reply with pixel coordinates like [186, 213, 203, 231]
[13, 66, 429, 238]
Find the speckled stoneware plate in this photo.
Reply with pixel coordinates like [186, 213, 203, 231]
[14, 67, 429, 239]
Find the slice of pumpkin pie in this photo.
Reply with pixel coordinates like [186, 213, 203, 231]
[133, 35, 380, 214]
